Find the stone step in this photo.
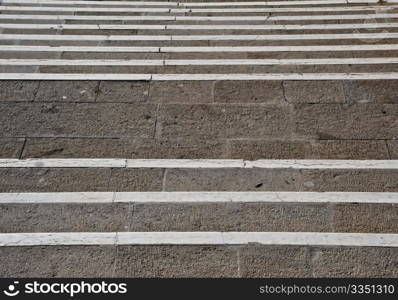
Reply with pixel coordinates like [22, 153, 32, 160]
[0, 192, 397, 233]
[0, 231, 397, 277]
[0, 159, 397, 192]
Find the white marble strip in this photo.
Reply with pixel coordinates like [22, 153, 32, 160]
[2, 23, 398, 30]
[1, 191, 396, 204]
[2, 57, 398, 66]
[2, 44, 398, 53]
[1, 33, 397, 41]
[1, 5, 397, 12]
[115, 191, 398, 204]
[5, 0, 397, 6]
[4, 0, 396, 7]
[0, 232, 397, 247]
[1, 13, 398, 21]
[0, 192, 115, 203]
[0, 46, 161, 52]
[1, 191, 397, 204]
[1, 73, 398, 80]
[0, 159, 398, 169]
[1, 0, 179, 6]
[0, 158, 127, 168]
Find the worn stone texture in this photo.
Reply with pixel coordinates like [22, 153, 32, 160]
[114, 246, 239, 278]
[0, 246, 116, 277]
[0, 138, 25, 158]
[130, 203, 333, 232]
[0, 168, 112, 192]
[22, 137, 227, 159]
[158, 104, 293, 139]
[22, 138, 132, 158]
[149, 81, 214, 103]
[0, 203, 130, 233]
[388, 140, 398, 159]
[228, 140, 390, 160]
[165, 169, 398, 192]
[283, 81, 345, 103]
[0, 80, 39, 101]
[311, 247, 398, 277]
[214, 80, 285, 104]
[109, 168, 164, 191]
[332, 203, 398, 233]
[294, 104, 398, 140]
[96, 81, 150, 103]
[343, 80, 398, 104]
[0, 103, 156, 138]
[35, 81, 99, 102]
[239, 246, 312, 277]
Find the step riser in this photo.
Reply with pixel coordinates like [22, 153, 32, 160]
[2, 138, 394, 160]
[0, 202, 396, 233]
[1, 245, 397, 277]
[1, 168, 397, 192]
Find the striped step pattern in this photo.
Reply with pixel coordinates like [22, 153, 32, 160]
[0, 0, 397, 278]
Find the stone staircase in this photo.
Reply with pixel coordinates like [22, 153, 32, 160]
[0, 0, 397, 277]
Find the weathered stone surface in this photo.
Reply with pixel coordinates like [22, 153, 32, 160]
[343, 80, 398, 104]
[0, 103, 156, 138]
[311, 247, 398, 277]
[109, 169, 164, 191]
[35, 81, 98, 102]
[239, 246, 312, 277]
[149, 81, 214, 103]
[0, 203, 129, 233]
[0, 246, 116, 277]
[158, 104, 293, 139]
[0, 168, 112, 192]
[283, 81, 345, 103]
[22, 138, 132, 158]
[294, 104, 398, 139]
[387, 140, 398, 159]
[114, 246, 239, 277]
[228, 140, 390, 159]
[96, 81, 149, 103]
[300, 169, 398, 192]
[130, 203, 332, 232]
[214, 80, 285, 104]
[22, 137, 227, 159]
[165, 169, 398, 192]
[332, 203, 398, 233]
[128, 138, 226, 158]
[0, 80, 39, 101]
[0, 138, 25, 158]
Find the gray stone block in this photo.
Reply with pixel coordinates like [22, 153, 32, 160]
[149, 81, 214, 103]
[214, 80, 284, 104]
[0, 203, 130, 233]
[96, 81, 149, 103]
[343, 80, 398, 104]
[0, 246, 116, 277]
[228, 140, 390, 160]
[294, 104, 398, 139]
[0, 168, 112, 192]
[130, 203, 332, 232]
[35, 81, 98, 102]
[311, 247, 398, 277]
[0, 80, 39, 101]
[332, 203, 398, 233]
[283, 81, 345, 103]
[0, 103, 156, 138]
[158, 104, 293, 139]
[0, 138, 25, 158]
[114, 245, 239, 278]
[239, 246, 312, 277]
[109, 168, 164, 191]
